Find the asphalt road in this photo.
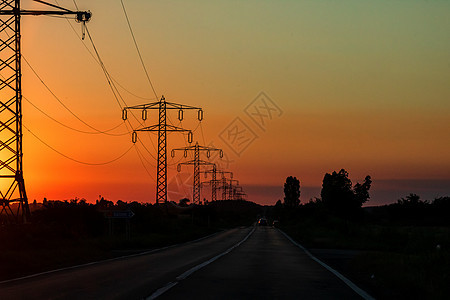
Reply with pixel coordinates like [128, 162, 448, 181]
[0, 226, 366, 299]
[0, 227, 252, 300]
[158, 226, 363, 299]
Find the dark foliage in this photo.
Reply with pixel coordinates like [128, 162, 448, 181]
[321, 169, 371, 218]
[284, 176, 301, 208]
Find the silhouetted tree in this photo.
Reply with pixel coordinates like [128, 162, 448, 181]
[179, 198, 190, 207]
[353, 175, 372, 206]
[284, 176, 300, 208]
[398, 193, 427, 206]
[321, 169, 371, 216]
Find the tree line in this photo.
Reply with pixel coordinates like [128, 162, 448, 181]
[274, 169, 450, 225]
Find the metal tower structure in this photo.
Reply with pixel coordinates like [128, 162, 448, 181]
[233, 185, 246, 201]
[228, 179, 239, 200]
[218, 177, 239, 201]
[124, 95, 202, 205]
[200, 165, 218, 201]
[0, 0, 90, 223]
[173, 142, 222, 204]
[215, 171, 233, 200]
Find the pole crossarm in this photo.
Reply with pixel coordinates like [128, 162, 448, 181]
[0, 0, 91, 21]
[177, 159, 215, 168]
[134, 124, 188, 132]
[123, 95, 203, 122]
[124, 102, 201, 111]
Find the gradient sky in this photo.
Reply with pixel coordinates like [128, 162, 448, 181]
[13, 0, 450, 205]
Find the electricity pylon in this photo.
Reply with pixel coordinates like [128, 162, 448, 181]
[172, 142, 223, 204]
[228, 179, 240, 200]
[123, 95, 202, 205]
[214, 171, 233, 200]
[233, 185, 246, 201]
[219, 178, 239, 200]
[200, 165, 218, 201]
[0, 0, 91, 223]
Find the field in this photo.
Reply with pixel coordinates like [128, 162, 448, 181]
[276, 204, 450, 299]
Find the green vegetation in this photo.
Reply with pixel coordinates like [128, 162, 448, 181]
[0, 198, 261, 281]
[270, 171, 450, 299]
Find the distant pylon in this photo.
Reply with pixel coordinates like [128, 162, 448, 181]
[0, 0, 91, 223]
[215, 171, 233, 200]
[123, 96, 202, 205]
[200, 165, 218, 201]
[228, 179, 239, 200]
[172, 142, 223, 204]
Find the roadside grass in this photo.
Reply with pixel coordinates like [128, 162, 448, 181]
[281, 220, 450, 299]
[0, 199, 260, 282]
[0, 222, 217, 282]
[350, 249, 450, 299]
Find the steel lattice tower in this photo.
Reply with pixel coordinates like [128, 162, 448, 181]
[124, 96, 202, 205]
[0, 0, 90, 223]
[200, 165, 218, 201]
[215, 171, 232, 201]
[173, 142, 222, 204]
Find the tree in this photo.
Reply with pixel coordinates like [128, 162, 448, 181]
[179, 198, 190, 207]
[284, 176, 300, 208]
[353, 175, 372, 206]
[398, 193, 426, 206]
[321, 169, 371, 216]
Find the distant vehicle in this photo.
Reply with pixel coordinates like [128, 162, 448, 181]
[258, 218, 268, 226]
[272, 220, 279, 227]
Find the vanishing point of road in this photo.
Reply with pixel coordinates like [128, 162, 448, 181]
[0, 226, 371, 299]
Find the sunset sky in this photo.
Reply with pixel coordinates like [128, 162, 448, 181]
[13, 0, 450, 205]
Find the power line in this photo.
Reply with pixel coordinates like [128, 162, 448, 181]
[24, 125, 134, 166]
[22, 55, 128, 136]
[120, 0, 159, 100]
[23, 95, 128, 136]
[59, 0, 156, 101]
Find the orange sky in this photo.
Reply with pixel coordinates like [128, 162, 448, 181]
[5, 0, 449, 205]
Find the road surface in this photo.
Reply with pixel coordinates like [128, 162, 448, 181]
[157, 226, 363, 299]
[0, 226, 367, 299]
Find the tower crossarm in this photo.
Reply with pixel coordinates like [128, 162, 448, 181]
[122, 96, 203, 122]
[0, 0, 91, 21]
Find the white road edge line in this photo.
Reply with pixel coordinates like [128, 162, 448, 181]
[278, 229, 375, 300]
[146, 226, 256, 300]
[0, 230, 224, 285]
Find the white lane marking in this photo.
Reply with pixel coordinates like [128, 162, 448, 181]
[278, 229, 375, 300]
[0, 230, 224, 285]
[147, 226, 256, 299]
[147, 282, 179, 300]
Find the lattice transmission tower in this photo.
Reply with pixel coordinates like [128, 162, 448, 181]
[123, 96, 203, 205]
[219, 177, 239, 201]
[200, 165, 218, 201]
[213, 170, 233, 201]
[172, 142, 222, 204]
[0, 0, 90, 223]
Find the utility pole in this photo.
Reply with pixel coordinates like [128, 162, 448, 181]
[0, 0, 91, 223]
[218, 177, 239, 201]
[233, 185, 246, 201]
[228, 179, 239, 200]
[215, 171, 233, 200]
[200, 165, 218, 201]
[123, 96, 202, 205]
[172, 142, 222, 204]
